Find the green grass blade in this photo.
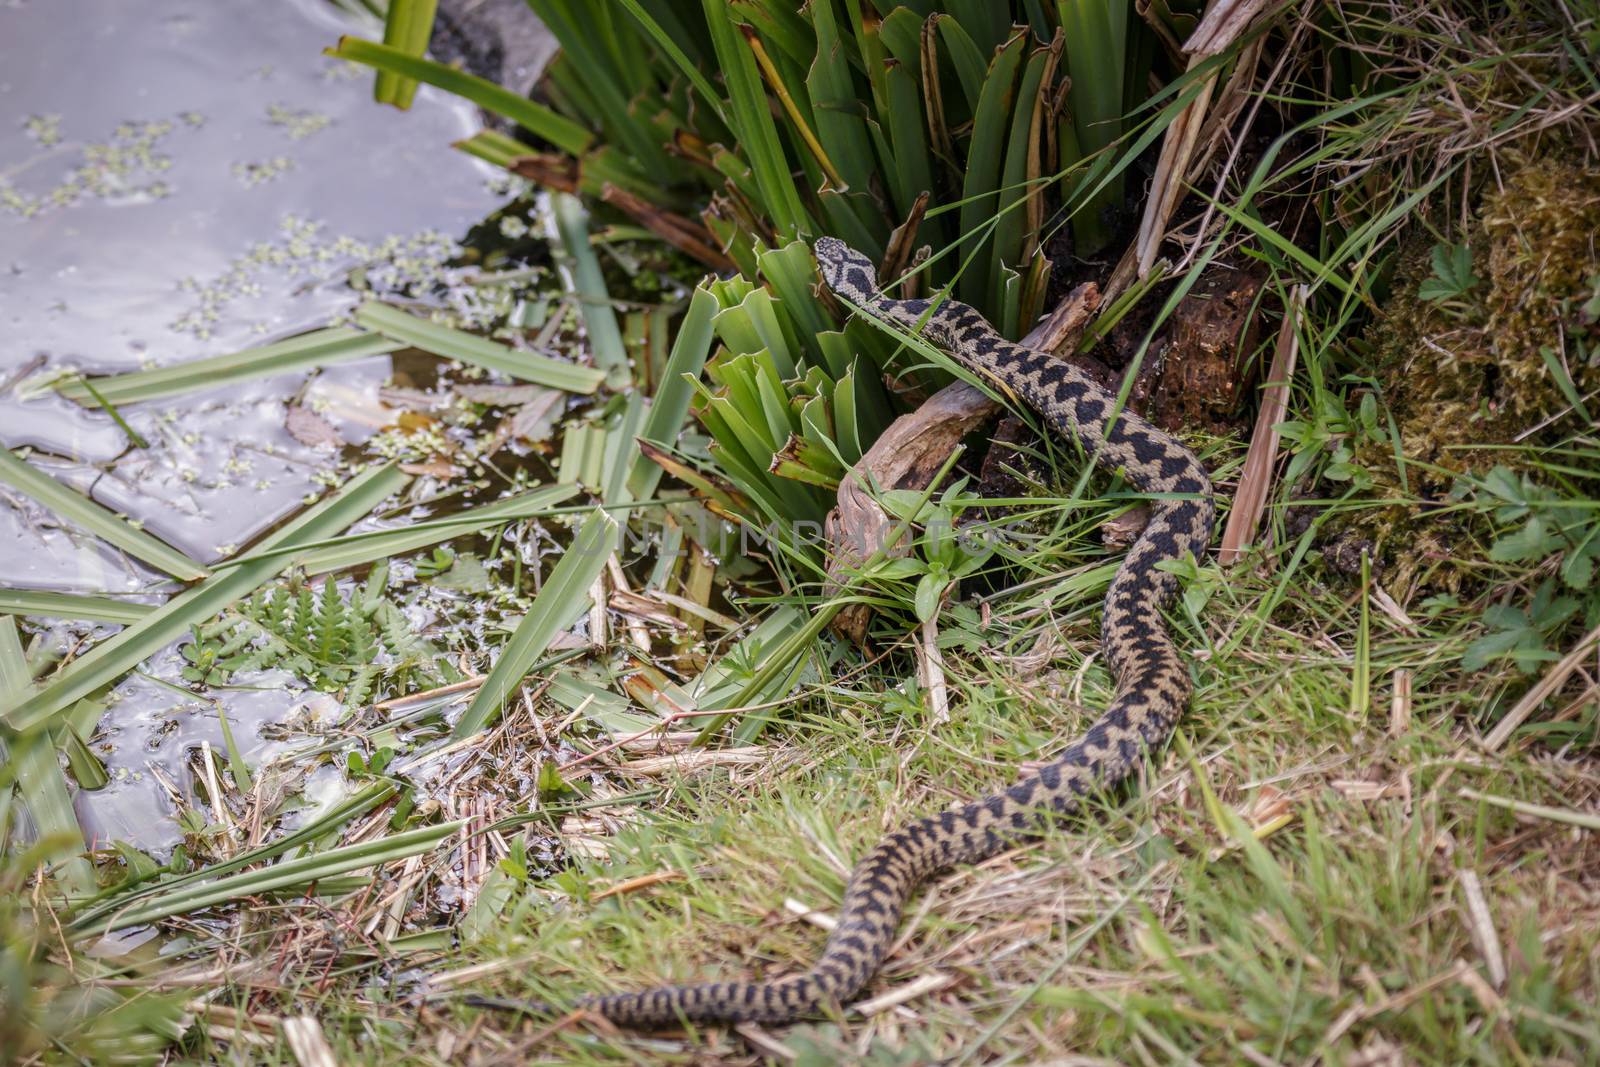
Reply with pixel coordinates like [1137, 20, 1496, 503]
[688, 607, 806, 704]
[702, 0, 809, 238]
[0, 449, 208, 582]
[1057, 0, 1126, 153]
[1199, 191, 1355, 297]
[69, 781, 398, 933]
[0, 590, 155, 625]
[1459, 788, 1600, 833]
[453, 509, 618, 737]
[629, 287, 717, 500]
[710, 300, 766, 359]
[751, 353, 800, 448]
[834, 367, 863, 462]
[746, 21, 845, 193]
[692, 450, 963, 743]
[876, 6, 923, 65]
[1057, 0, 1132, 253]
[612, 0, 729, 127]
[948, 0, 1011, 55]
[758, 241, 835, 367]
[55, 716, 108, 792]
[88, 819, 462, 931]
[992, 38, 1057, 308]
[213, 703, 251, 793]
[1352, 551, 1370, 719]
[526, 0, 672, 173]
[559, 423, 608, 492]
[701, 389, 820, 523]
[883, 61, 937, 229]
[733, 0, 816, 69]
[955, 29, 1026, 307]
[373, 0, 439, 109]
[55, 327, 395, 408]
[842, 0, 890, 117]
[731, 288, 798, 377]
[935, 15, 989, 111]
[69, 375, 148, 448]
[806, 0, 875, 195]
[452, 129, 528, 169]
[3, 465, 410, 734]
[1, 618, 95, 895]
[354, 301, 605, 393]
[4, 732, 91, 892]
[601, 392, 647, 505]
[1538, 344, 1593, 422]
[550, 194, 630, 385]
[295, 484, 580, 575]
[326, 37, 595, 156]
[202, 485, 579, 571]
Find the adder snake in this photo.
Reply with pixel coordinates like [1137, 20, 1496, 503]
[559, 238, 1215, 1026]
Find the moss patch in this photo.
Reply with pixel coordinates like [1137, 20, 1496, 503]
[1368, 156, 1599, 475]
[1325, 156, 1600, 596]
[1481, 157, 1600, 419]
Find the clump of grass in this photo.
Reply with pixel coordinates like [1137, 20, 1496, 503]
[459, 555, 1600, 1064]
[0, 838, 189, 1065]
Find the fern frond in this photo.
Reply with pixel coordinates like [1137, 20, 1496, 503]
[348, 608, 379, 666]
[377, 601, 421, 659]
[313, 578, 349, 662]
[345, 665, 380, 709]
[292, 586, 317, 647]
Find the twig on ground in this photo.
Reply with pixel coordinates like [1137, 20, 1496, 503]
[1219, 285, 1303, 564]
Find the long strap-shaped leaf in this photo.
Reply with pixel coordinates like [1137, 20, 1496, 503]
[550, 194, 629, 385]
[55, 327, 395, 408]
[1, 618, 96, 895]
[453, 508, 617, 737]
[69, 780, 399, 934]
[207, 483, 581, 575]
[373, 0, 438, 109]
[701, 0, 810, 239]
[327, 37, 594, 156]
[0, 590, 155, 625]
[83, 819, 462, 932]
[0, 447, 208, 581]
[628, 286, 717, 501]
[355, 301, 606, 393]
[3, 464, 410, 733]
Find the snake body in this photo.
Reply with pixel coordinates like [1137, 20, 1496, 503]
[568, 238, 1215, 1026]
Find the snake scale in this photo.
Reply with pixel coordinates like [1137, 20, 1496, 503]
[562, 238, 1215, 1027]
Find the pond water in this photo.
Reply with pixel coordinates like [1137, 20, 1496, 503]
[0, 0, 524, 852]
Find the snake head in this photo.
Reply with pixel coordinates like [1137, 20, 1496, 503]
[814, 236, 878, 302]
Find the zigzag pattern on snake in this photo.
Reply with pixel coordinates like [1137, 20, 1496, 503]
[561, 237, 1215, 1026]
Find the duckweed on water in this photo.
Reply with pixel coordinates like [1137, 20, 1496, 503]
[264, 102, 333, 141]
[170, 215, 461, 339]
[229, 155, 296, 188]
[2, 112, 202, 218]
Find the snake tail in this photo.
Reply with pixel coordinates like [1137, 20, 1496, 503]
[563, 237, 1215, 1026]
